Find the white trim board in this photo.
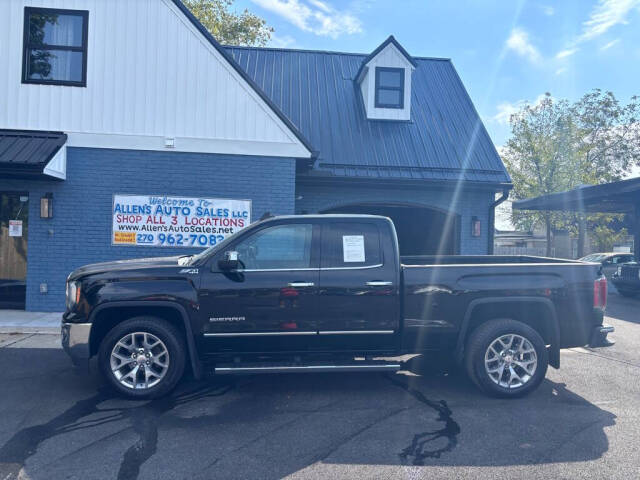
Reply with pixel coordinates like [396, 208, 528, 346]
[65, 132, 307, 158]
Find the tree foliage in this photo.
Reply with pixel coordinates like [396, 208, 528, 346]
[184, 0, 273, 47]
[502, 90, 640, 255]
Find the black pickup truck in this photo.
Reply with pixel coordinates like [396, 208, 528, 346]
[62, 214, 613, 399]
[611, 262, 640, 297]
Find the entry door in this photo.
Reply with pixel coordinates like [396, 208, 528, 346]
[199, 222, 320, 354]
[0, 193, 28, 309]
[317, 222, 400, 351]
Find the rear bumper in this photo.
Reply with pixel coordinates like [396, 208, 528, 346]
[589, 323, 615, 348]
[61, 321, 92, 367]
[611, 277, 640, 290]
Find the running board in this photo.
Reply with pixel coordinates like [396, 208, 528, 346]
[214, 363, 401, 375]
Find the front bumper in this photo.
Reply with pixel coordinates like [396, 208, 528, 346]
[61, 321, 92, 367]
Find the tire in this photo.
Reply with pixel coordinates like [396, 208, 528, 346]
[98, 316, 186, 399]
[464, 319, 548, 398]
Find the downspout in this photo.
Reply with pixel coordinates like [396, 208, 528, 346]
[488, 189, 510, 255]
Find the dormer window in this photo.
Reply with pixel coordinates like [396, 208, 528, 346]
[374, 67, 404, 109]
[356, 36, 416, 121]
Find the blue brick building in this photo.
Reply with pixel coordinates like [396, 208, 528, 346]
[0, 0, 510, 311]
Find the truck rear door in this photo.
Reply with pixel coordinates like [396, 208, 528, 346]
[317, 221, 400, 351]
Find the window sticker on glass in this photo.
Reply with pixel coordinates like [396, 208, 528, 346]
[343, 235, 365, 262]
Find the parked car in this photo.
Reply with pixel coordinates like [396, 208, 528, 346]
[611, 262, 640, 297]
[62, 215, 613, 400]
[579, 252, 635, 280]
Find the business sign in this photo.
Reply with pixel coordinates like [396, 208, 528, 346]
[112, 195, 251, 247]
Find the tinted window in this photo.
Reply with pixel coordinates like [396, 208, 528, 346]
[322, 223, 382, 268]
[235, 224, 313, 270]
[23, 8, 88, 86]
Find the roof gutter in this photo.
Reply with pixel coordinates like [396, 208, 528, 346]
[488, 188, 510, 255]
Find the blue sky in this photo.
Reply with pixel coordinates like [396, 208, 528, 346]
[235, 0, 640, 148]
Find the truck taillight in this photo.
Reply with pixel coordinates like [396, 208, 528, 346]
[594, 276, 607, 309]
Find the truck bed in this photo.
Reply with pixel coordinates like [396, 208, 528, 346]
[399, 255, 602, 355]
[401, 255, 581, 266]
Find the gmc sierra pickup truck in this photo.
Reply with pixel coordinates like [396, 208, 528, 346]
[62, 214, 613, 399]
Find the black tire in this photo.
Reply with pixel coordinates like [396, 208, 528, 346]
[464, 319, 548, 398]
[98, 316, 186, 399]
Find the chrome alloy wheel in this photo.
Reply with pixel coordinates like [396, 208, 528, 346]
[484, 334, 537, 389]
[110, 332, 170, 390]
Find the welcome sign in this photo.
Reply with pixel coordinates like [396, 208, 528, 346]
[112, 194, 251, 247]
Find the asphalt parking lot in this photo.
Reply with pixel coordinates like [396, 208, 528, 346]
[1, 293, 638, 480]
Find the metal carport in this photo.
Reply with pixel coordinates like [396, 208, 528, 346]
[512, 177, 640, 259]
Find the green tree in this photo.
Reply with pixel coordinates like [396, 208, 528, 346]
[184, 0, 273, 46]
[502, 90, 640, 256]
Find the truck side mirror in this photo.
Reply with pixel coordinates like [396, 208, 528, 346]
[218, 251, 240, 271]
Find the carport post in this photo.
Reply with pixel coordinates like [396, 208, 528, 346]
[635, 203, 640, 260]
[578, 214, 586, 258]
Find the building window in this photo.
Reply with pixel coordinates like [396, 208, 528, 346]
[22, 7, 88, 87]
[374, 67, 404, 109]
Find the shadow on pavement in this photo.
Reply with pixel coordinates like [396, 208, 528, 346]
[0, 347, 616, 480]
[606, 292, 640, 324]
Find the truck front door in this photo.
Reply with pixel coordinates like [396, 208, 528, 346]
[199, 221, 320, 354]
[317, 221, 400, 352]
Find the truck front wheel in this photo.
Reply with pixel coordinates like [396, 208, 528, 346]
[464, 319, 548, 398]
[98, 316, 186, 399]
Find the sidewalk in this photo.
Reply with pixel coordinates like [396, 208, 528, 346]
[0, 310, 62, 333]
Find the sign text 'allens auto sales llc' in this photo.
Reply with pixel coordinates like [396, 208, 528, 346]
[112, 195, 251, 247]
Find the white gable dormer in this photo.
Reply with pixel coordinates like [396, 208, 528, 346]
[357, 36, 416, 121]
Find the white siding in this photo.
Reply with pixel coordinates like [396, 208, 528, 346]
[0, 0, 310, 158]
[360, 43, 414, 121]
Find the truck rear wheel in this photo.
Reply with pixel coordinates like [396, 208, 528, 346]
[465, 319, 548, 398]
[98, 316, 186, 399]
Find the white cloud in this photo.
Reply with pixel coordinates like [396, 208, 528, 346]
[600, 38, 621, 50]
[555, 66, 568, 75]
[555, 48, 578, 59]
[579, 0, 640, 42]
[493, 101, 523, 126]
[505, 28, 542, 64]
[269, 33, 297, 48]
[492, 94, 548, 125]
[251, 0, 363, 38]
[540, 5, 555, 16]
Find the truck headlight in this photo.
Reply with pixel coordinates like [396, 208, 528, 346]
[617, 266, 622, 276]
[66, 281, 81, 310]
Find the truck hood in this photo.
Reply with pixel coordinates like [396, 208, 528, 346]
[68, 256, 188, 281]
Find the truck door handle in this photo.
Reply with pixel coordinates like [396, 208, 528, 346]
[366, 281, 393, 286]
[287, 282, 315, 287]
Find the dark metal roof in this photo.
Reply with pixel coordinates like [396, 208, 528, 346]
[0, 129, 67, 178]
[354, 35, 418, 81]
[170, 0, 314, 157]
[513, 178, 640, 213]
[225, 45, 510, 185]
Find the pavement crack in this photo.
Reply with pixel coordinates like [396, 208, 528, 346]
[386, 374, 460, 465]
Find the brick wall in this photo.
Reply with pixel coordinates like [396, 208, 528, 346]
[0, 147, 296, 311]
[295, 182, 494, 255]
